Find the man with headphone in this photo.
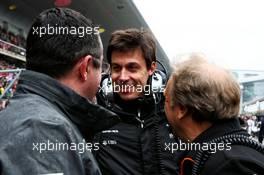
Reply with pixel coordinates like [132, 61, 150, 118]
[93, 28, 178, 175]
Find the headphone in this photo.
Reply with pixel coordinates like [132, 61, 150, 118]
[99, 69, 167, 105]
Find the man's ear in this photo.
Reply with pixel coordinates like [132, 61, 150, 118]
[148, 61, 157, 76]
[176, 105, 188, 120]
[79, 55, 93, 81]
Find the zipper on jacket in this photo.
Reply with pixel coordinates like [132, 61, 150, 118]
[136, 108, 144, 128]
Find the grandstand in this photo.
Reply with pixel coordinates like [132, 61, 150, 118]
[0, 19, 25, 108]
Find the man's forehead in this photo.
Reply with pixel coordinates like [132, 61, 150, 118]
[110, 49, 147, 68]
[112, 48, 143, 58]
[114, 53, 143, 61]
[111, 60, 140, 66]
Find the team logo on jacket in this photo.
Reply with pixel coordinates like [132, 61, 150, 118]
[101, 129, 119, 133]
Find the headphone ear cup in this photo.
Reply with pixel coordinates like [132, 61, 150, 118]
[100, 74, 114, 102]
[150, 70, 167, 94]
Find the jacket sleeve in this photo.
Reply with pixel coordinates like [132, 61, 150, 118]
[0, 118, 101, 175]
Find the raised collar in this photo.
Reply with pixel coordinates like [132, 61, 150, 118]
[16, 70, 119, 134]
[193, 118, 244, 143]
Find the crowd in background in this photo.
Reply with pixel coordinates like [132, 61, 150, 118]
[0, 25, 26, 57]
[0, 25, 26, 48]
[240, 114, 264, 144]
[0, 22, 24, 109]
[0, 59, 18, 110]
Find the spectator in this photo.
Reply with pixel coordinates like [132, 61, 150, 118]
[247, 116, 255, 135]
[259, 116, 264, 144]
[0, 86, 4, 95]
[0, 99, 7, 110]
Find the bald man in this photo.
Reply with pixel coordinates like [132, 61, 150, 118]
[164, 54, 264, 175]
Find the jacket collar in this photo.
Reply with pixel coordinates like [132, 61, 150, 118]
[16, 70, 119, 134]
[193, 118, 244, 143]
[179, 118, 245, 161]
[114, 93, 155, 114]
[112, 93, 165, 121]
[178, 118, 245, 175]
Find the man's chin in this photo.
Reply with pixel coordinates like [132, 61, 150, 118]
[118, 92, 139, 101]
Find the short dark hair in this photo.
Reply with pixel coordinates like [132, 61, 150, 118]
[26, 8, 102, 78]
[106, 28, 156, 69]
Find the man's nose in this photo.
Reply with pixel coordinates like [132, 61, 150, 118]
[119, 69, 129, 81]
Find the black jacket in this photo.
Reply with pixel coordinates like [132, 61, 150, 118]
[93, 93, 179, 175]
[0, 70, 118, 175]
[178, 118, 264, 175]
